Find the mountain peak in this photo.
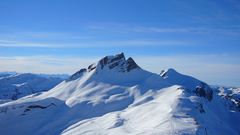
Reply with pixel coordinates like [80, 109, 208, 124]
[68, 53, 141, 81]
[96, 52, 140, 72]
[160, 68, 213, 101]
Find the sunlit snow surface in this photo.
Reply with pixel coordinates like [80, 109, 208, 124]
[0, 53, 239, 135]
[62, 86, 197, 135]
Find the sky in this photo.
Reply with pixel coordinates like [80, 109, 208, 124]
[0, 0, 240, 86]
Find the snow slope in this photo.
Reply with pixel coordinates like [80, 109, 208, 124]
[0, 53, 239, 135]
[62, 86, 197, 135]
[161, 68, 213, 101]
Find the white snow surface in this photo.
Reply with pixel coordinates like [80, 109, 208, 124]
[0, 53, 239, 135]
[0, 73, 64, 101]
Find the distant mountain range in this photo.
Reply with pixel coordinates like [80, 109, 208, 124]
[0, 72, 68, 102]
[0, 53, 239, 135]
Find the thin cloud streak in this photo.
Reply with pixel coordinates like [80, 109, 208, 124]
[88, 23, 240, 35]
[132, 27, 240, 35]
[0, 56, 98, 74]
[0, 39, 193, 48]
[1, 32, 94, 40]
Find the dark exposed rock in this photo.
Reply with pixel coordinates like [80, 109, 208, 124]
[28, 105, 47, 109]
[110, 53, 125, 63]
[196, 87, 206, 97]
[99, 56, 109, 69]
[109, 62, 120, 69]
[160, 70, 166, 77]
[196, 103, 205, 113]
[23, 103, 56, 113]
[97, 53, 139, 72]
[88, 64, 96, 72]
[99, 53, 125, 70]
[126, 57, 139, 72]
[195, 83, 213, 101]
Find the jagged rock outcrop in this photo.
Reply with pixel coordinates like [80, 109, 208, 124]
[97, 52, 139, 72]
[195, 83, 213, 101]
[126, 57, 139, 72]
[88, 64, 96, 72]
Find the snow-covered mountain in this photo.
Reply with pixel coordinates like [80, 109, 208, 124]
[0, 53, 239, 135]
[0, 73, 67, 101]
[0, 72, 17, 78]
[211, 86, 240, 112]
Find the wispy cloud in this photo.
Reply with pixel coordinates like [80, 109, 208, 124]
[0, 40, 60, 48]
[132, 27, 240, 35]
[0, 56, 98, 74]
[0, 31, 93, 40]
[1, 22, 239, 49]
[87, 23, 240, 35]
[0, 39, 193, 48]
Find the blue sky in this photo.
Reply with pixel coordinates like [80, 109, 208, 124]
[0, 0, 240, 86]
